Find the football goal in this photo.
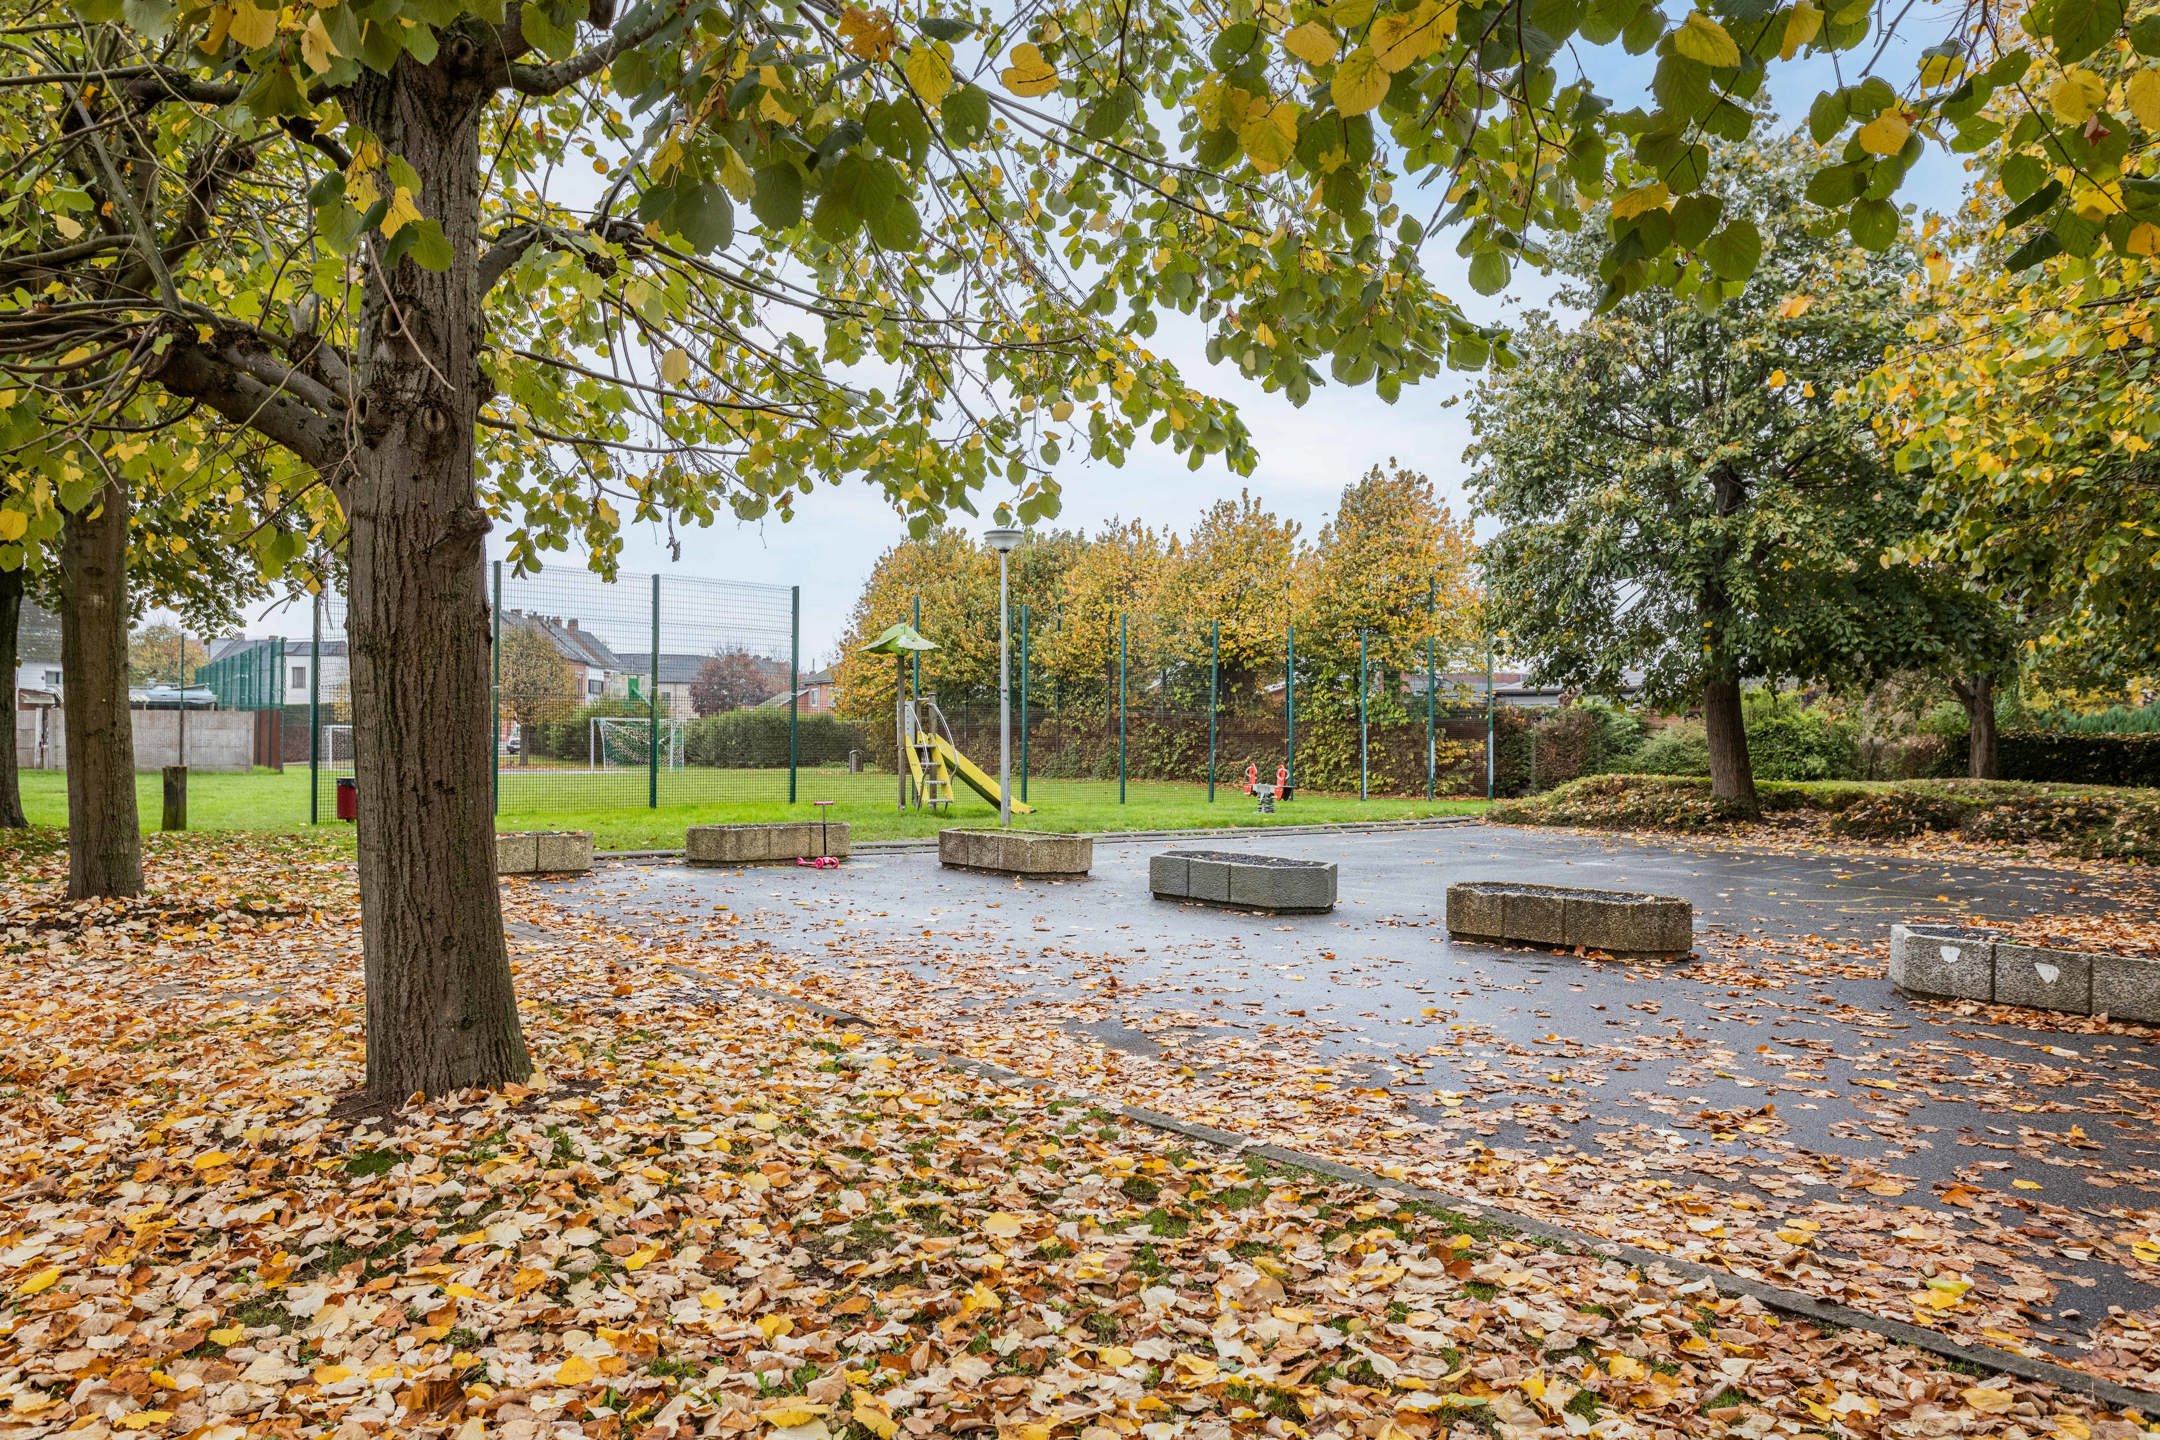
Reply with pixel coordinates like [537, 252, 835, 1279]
[319, 723, 356, 770]
[591, 715, 685, 771]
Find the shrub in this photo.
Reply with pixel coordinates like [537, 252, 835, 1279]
[1992, 732, 2160, 789]
[2026, 701, 2160, 735]
[1744, 707, 1857, 781]
[533, 697, 646, 763]
[683, 710, 864, 769]
[1630, 722, 1711, 777]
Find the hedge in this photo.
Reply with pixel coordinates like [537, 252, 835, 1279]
[1987, 731, 2160, 789]
[683, 710, 864, 770]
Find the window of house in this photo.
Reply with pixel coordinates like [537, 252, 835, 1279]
[44, 669, 61, 687]
[292, 664, 307, 689]
[588, 678, 603, 696]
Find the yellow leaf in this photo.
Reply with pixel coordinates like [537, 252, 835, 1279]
[225, 0, 277, 49]
[1919, 51, 1963, 87]
[381, 186, 423, 238]
[2129, 221, 2160, 255]
[1672, 11, 1740, 67]
[16, 1266, 61, 1296]
[1923, 251, 1949, 284]
[1330, 47, 1391, 115]
[1049, 399, 1074, 422]
[660, 348, 691, 385]
[1000, 42, 1059, 98]
[961, 1281, 1002, 1314]
[0, 509, 26, 543]
[191, 1150, 234, 1171]
[718, 145, 754, 201]
[982, 1212, 1026, 1237]
[1284, 20, 1338, 65]
[1611, 181, 1670, 219]
[758, 1401, 828, 1427]
[207, 1326, 245, 1345]
[1856, 110, 1910, 155]
[1962, 1386, 2016, 1415]
[2129, 69, 2160, 130]
[622, 1244, 660, 1272]
[2012, 1178, 2043, 1190]
[904, 44, 953, 107]
[1777, 293, 1815, 318]
[300, 12, 339, 73]
[1778, 0, 1821, 60]
[1768, 369, 1788, 389]
[2050, 67, 2106, 124]
[837, 6, 898, 61]
[759, 90, 797, 125]
[313, 1363, 354, 1385]
[554, 1354, 597, 1385]
[1238, 101, 1299, 173]
[114, 1413, 173, 1432]
[850, 1392, 898, 1440]
[1371, 0, 1455, 71]
[1098, 1345, 1134, 1366]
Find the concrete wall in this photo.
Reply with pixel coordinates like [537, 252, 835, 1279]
[15, 707, 255, 772]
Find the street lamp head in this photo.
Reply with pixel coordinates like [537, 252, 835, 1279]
[984, 526, 1024, 554]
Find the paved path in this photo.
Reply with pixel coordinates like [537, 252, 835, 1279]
[559, 824, 2160, 1358]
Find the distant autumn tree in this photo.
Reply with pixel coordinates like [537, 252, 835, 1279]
[1037, 520, 1171, 708]
[1299, 462, 1480, 702]
[499, 624, 576, 768]
[690, 649, 772, 715]
[831, 530, 997, 756]
[1154, 492, 1305, 699]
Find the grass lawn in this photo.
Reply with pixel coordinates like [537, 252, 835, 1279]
[14, 764, 1487, 849]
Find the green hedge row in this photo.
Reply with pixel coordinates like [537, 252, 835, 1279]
[683, 710, 864, 769]
[1986, 731, 2160, 789]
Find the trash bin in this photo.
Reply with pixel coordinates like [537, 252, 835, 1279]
[335, 777, 357, 822]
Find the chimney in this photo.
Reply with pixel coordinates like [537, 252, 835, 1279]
[567, 619, 578, 631]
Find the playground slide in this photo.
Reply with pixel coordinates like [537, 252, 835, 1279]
[931, 734, 1036, 815]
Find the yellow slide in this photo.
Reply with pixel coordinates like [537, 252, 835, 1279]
[922, 732, 1035, 815]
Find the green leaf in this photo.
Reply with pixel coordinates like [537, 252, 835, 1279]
[920, 15, 973, 39]
[1468, 248, 1510, 295]
[1846, 197, 1898, 249]
[672, 182, 735, 252]
[1672, 192, 1723, 248]
[405, 218, 454, 271]
[2001, 177, 2064, 229]
[2050, 0, 2124, 63]
[2005, 229, 2065, 269]
[943, 83, 991, 145]
[1699, 219, 1761, 279]
[2000, 153, 2048, 201]
[1807, 89, 1846, 142]
[752, 165, 804, 229]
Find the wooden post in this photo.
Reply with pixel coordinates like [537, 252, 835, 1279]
[161, 765, 187, 832]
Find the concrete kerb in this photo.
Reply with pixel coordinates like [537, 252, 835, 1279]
[647, 954, 2160, 1417]
[594, 813, 1480, 863]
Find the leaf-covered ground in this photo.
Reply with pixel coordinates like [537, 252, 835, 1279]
[2, 833, 2152, 1438]
[553, 822, 2160, 1398]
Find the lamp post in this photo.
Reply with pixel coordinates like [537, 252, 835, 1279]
[985, 525, 1023, 826]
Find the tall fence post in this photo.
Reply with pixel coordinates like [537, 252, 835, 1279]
[1284, 624, 1296, 800]
[1208, 620, 1219, 803]
[491, 560, 502, 816]
[1485, 632, 1496, 801]
[1117, 612, 1127, 805]
[1357, 628, 1369, 803]
[649, 573, 661, 810]
[788, 585, 800, 804]
[1018, 604, 1030, 804]
[309, 594, 321, 825]
[911, 595, 921, 701]
[1426, 577, 1437, 803]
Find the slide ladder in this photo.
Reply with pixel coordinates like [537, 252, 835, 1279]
[905, 698, 1034, 815]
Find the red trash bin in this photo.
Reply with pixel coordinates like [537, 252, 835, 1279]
[335, 777, 357, 821]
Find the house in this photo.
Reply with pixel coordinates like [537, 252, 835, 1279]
[611, 652, 791, 718]
[13, 599, 62, 704]
[757, 666, 837, 714]
[204, 635, 348, 708]
[502, 612, 626, 701]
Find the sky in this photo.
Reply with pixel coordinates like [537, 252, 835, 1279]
[223, 14, 1975, 665]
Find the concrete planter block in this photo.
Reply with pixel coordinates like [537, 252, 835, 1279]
[2091, 955, 2160, 1023]
[938, 829, 1093, 878]
[495, 833, 539, 876]
[1446, 882, 1694, 960]
[1994, 942, 2093, 1014]
[498, 831, 592, 876]
[1445, 885, 1507, 943]
[1501, 889, 1570, 948]
[1888, 924, 1997, 1003]
[1564, 892, 1695, 958]
[687, 822, 849, 866]
[1150, 849, 1338, 914]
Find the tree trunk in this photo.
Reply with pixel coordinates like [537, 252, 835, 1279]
[58, 481, 141, 896]
[0, 566, 26, 828]
[345, 51, 529, 1102]
[1702, 674, 1757, 814]
[1956, 673, 1998, 780]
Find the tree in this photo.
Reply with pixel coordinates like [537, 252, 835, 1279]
[1870, 34, 2160, 686]
[498, 622, 577, 767]
[0, 566, 25, 829]
[129, 623, 209, 687]
[1468, 139, 1995, 812]
[1300, 462, 1479, 694]
[689, 648, 773, 715]
[1153, 491, 1305, 700]
[1037, 520, 1171, 709]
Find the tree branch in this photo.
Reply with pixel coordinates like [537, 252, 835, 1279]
[504, 3, 684, 95]
[151, 338, 346, 472]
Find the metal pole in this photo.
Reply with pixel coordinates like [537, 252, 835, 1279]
[788, 585, 800, 805]
[1208, 620, 1219, 803]
[491, 560, 502, 815]
[1486, 632, 1496, 801]
[309, 595, 321, 826]
[1426, 634, 1437, 802]
[177, 630, 188, 768]
[1358, 628, 1369, 803]
[649, 573, 661, 810]
[998, 552, 1012, 826]
[911, 595, 921, 701]
[1285, 624, 1296, 800]
[1118, 612, 1127, 805]
[1018, 604, 1030, 804]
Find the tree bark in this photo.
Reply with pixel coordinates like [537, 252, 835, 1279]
[58, 481, 141, 896]
[0, 566, 26, 828]
[345, 49, 529, 1101]
[1955, 673, 1997, 780]
[1702, 674, 1757, 813]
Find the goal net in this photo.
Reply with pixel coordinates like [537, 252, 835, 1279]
[320, 723, 356, 770]
[591, 715, 685, 771]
